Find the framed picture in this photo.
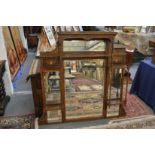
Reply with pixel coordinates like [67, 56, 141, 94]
[2, 26, 20, 80]
[9, 26, 27, 64]
[44, 26, 56, 47]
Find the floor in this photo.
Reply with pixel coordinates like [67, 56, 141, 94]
[40, 118, 109, 129]
[3, 49, 141, 128]
[5, 51, 35, 116]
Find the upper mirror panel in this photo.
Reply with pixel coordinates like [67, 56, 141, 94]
[63, 40, 106, 52]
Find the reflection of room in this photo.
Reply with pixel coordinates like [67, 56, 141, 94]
[64, 59, 105, 119]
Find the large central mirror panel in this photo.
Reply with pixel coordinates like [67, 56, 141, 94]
[64, 59, 105, 119]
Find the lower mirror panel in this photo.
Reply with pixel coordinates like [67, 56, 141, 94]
[106, 101, 120, 117]
[47, 110, 62, 123]
[65, 92, 103, 119]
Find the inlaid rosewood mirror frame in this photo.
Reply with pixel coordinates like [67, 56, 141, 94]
[40, 31, 117, 124]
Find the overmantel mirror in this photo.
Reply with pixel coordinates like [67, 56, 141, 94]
[39, 30, 127, 124]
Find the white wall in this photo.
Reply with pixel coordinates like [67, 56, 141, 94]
[18, 26, 28, 50]
[0, 27, 13, 95]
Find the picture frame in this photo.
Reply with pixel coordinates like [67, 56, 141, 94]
[43, 26, 56, 47]
[9, 26, 27, 64]
[2, 26, 20, 80]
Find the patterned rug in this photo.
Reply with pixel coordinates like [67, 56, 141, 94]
[0, 114, 35, 129]
[122, 93, 153, 118]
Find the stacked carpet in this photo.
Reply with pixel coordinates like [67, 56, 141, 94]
[82, 115, 155, 129]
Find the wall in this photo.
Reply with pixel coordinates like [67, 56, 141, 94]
[19, 26, 28, 50]
[0, 26, 13, 95]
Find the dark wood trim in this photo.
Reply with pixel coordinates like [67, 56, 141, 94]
[59, 38, 66, 122]
[65, 116, 104, 123]
[8, 26, 21, 64]
[57, 31, 117, 40]
[63, 52, 110, 60]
